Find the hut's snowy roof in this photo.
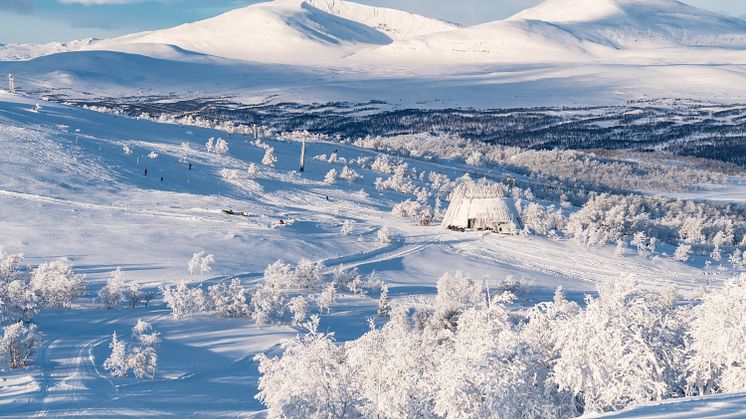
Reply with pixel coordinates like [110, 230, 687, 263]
[441, 181, 521, 229]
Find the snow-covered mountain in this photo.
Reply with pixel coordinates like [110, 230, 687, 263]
[64, 0, 454, 65]
[511, 0, 746, 49]
[351, 0, 746, 65]
[1, 0, 746, 105]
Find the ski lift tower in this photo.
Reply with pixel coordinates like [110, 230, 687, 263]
[7, 74, 15, 94]
[299, 138, 306, 172]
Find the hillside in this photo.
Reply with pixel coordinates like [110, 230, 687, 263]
[511, 0, 746, 49]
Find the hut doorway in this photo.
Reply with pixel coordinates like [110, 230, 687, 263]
[467, 218, 476, 229]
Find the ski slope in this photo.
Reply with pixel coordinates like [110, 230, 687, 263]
[0, 91, 731, 416]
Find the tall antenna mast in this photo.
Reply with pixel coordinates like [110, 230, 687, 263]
[299, 138, 306, 172]
[8, 74, 15, 94]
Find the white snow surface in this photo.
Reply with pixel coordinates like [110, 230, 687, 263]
[0, 91, 734, 416]
[1, 0, 746, 105]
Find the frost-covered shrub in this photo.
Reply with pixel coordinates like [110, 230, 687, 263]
[331, 266, 364, 295]
[105, 320, 160, 379]
[673, 244, 692, 262]
[208, 279, 250, 318]
[288, 296, 310, 326]
[317, 283, 336, 314]
[434, 271, 485, 314]
[377, 227, 393, 244]
[0, 321, 41, 368]
[247, 162, 259, 178]
[377, 283, 390, 318]
[103, 331, 128, 377]
[252, 287, 286, 326]
[187, 251, 214, 276]
[215, 138, 229, 155]
[125, 281, 143, 308]
[262, 147, 277, 167]
[370, 154, 393, 174]
[391, 199, 432, 222]
[161, 281, 205, 319]
[339, 166, 361, 183]
[687, 274, 746, 395]
[324, 168, 338, 185]
[220, 168, 241, 181]
[97, 268, 125, 309]
[263, 260, 294, 290]
[553, 280, 687, 414]
[0, 250, 39, 323]
[30, 260, 85, 309]
[255, 316, 359, 418]
[294, 259, 323, 289]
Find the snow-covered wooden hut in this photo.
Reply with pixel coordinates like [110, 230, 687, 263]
[442, 181, 522, 234]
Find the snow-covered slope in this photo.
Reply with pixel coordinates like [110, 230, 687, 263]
[350, 18, 612, 65]
[511, 0, 746, 49]
[93, 0, 455, 64]
[350, 0, 746, 65]
[0, 38, 97, 61]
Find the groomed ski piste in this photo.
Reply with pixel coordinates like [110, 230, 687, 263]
[0, 89, 744, 417]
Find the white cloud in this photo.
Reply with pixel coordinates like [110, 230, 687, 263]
[58, 0, 149, 4]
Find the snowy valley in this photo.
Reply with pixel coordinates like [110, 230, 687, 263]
[2, 0, 746, 418]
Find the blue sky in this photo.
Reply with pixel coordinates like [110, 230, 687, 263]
[2, 0, 746, 43]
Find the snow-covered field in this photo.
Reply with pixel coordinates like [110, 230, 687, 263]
[0, 86, 743, 416]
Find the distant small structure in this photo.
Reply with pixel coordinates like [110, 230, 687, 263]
[442, 181, 522, 234]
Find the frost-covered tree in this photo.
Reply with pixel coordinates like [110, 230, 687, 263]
[0, 250, 39, 323]
[128, 320, 159, 379]
[263, 260, 294, 290]
[215, 138, 229, 155]
[147, 151, 158, 159]
[729, 249, 744, 270]
[673, 243, 692, 262]
[331, 266, 364, 295]
[187, 251, 214, 276]
[206, 137, 215, 153]
[30, 260, 85, 309]
[324, 169, 338, 185]
[247, 162, 259, 178]
[208, 279, 249, 318]
[553, 280, 687, 414]
[288, 296, 310, 326]
[631, 232, 649, 257]
[317, 283, 336, 314]
[377, 227, 393, 244]
[161, 281, 205, 319]
[255, 316, 360, 418]
[125, 281, 143, 308]
[0, 322, 42, 368]
[340, 166, 361, 183]
[103, 331, 128, 377]
[377, 283, 390, 318]
[262, 147, 277, 167]
[97, 268, 126, 309]
[294, 259, 323, 289]
[252, 287, 286, 326]
[687, 274, 746, 395]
